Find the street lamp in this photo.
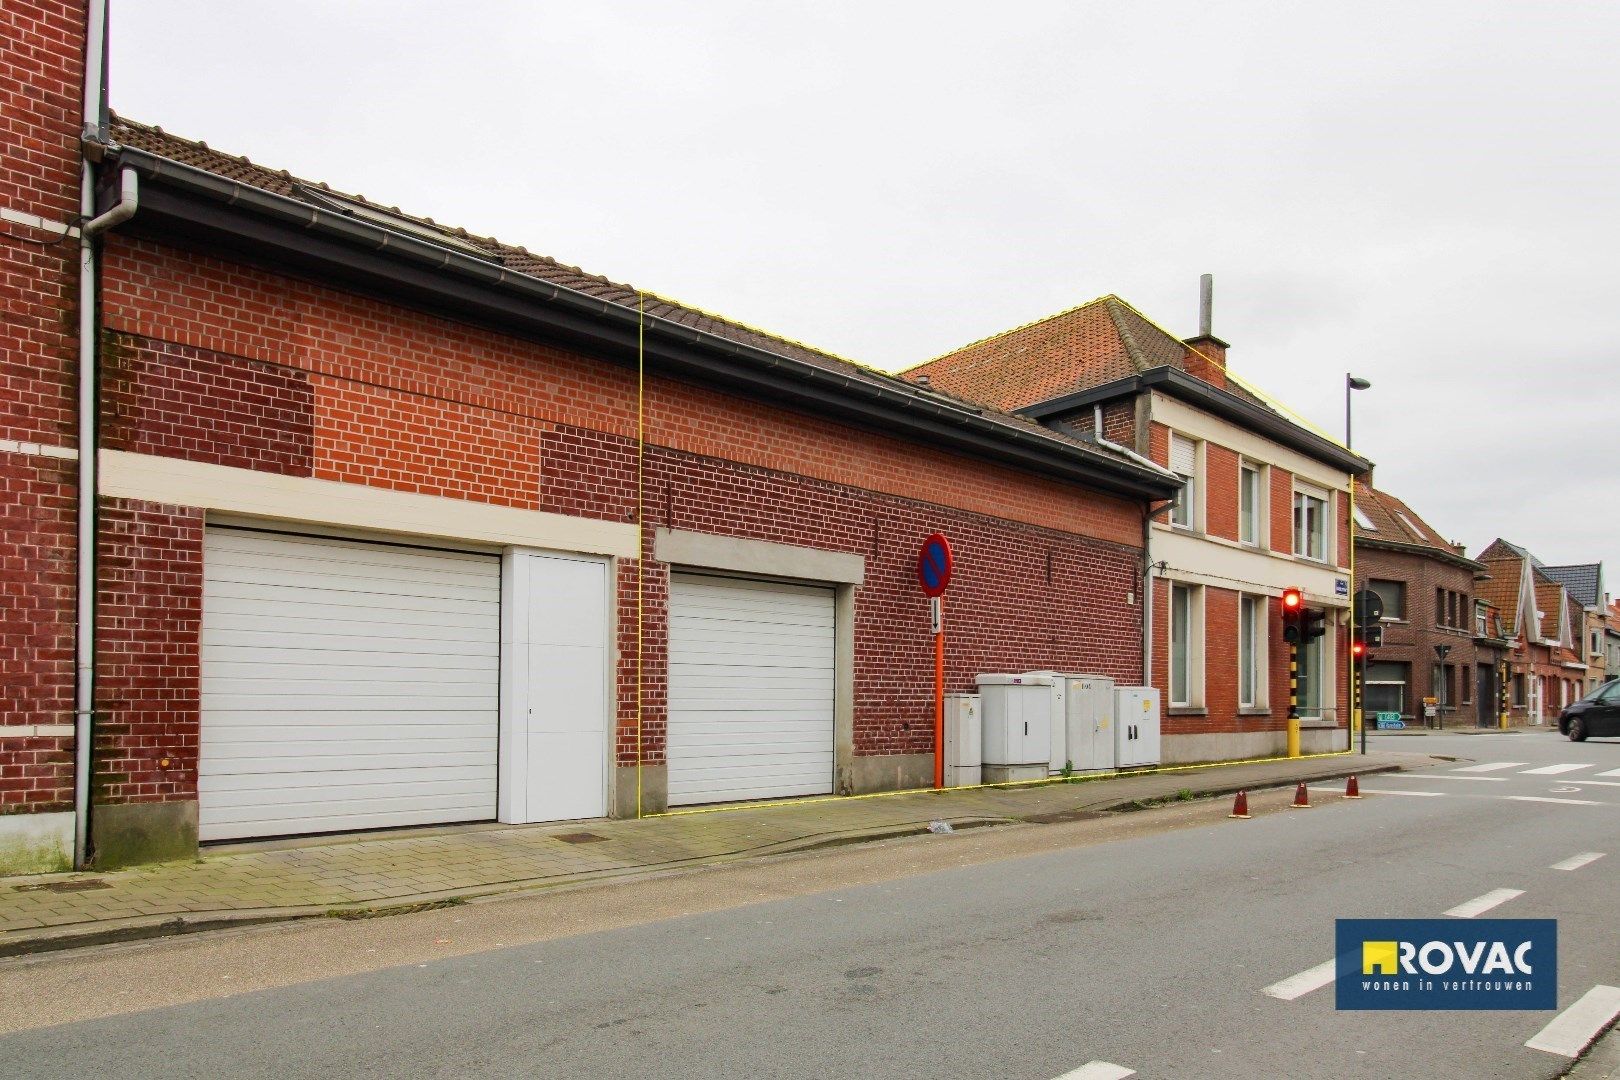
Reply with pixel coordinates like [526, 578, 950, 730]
[1347, 374, 1372, 753]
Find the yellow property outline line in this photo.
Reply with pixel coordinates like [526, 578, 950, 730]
[648, 747, 1355, 819]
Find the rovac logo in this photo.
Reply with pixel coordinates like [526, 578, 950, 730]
[1335, 919, 1556, 1010]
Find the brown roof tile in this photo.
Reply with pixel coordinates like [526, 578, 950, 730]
[903, 294, 1272, 413]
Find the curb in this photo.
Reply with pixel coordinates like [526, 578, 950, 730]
[0, 760, 1400, 960]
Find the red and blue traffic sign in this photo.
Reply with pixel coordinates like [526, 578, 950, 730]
[916, 533, 953, 597]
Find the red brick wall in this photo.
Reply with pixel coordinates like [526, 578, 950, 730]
[1355, 545, 1485, 723]
[82, 235, 1149, 794]
[101, 333, 314, 475]
[1, 1, 83, 813]
[101, 238, 1140, 547]
[1269, 466, 1294, 555]
[1204, 443, 1239, 542]
[93, 499, 202, 805]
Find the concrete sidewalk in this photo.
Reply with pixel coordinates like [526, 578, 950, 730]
[0, 752, 1403, 957]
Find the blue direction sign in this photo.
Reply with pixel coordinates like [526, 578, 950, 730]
[916, 533, 953, 597]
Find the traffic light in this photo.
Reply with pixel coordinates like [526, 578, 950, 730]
[1281, 587, 1304, 644]
[1352, 638, 1367, 659]
[1363, 624, 1383, 649]
[1303, 607, 1328, 642]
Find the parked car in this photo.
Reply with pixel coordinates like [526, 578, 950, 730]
[1560, 679, 1620, 741]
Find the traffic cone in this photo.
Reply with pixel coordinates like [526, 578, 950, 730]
[1229, 790, 1251, 819]
[1344, 775, 1362, 799]
[1289, 781, 1311, 808]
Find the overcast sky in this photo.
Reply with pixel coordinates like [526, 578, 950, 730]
[114, 2, 1620, 578]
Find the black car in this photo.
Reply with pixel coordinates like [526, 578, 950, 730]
[1561, 679, 1620, 741]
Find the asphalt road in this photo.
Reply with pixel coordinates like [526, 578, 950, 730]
[1, 729, 1616, 1079]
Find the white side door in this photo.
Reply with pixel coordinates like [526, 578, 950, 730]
[499, 551, 609, 823]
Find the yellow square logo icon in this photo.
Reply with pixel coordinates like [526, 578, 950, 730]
[1362, 940, 1399, 975]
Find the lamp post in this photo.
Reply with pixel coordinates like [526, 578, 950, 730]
[1347, 374, 1371, 753]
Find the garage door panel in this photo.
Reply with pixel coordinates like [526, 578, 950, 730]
[667, 575, 835, 806]
[199, 529, 500, 841]
[204, 591, 499, 627]
[203, 625, 495, 653]
[200, 749, 496, 776]
[202, 649, 498, 672]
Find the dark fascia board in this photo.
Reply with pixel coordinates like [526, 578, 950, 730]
[1019, 367, 1372, 476]
[104, 147, 1178, 502]
[1356, 534, 1486, 573]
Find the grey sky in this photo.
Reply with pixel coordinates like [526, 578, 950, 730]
[115, 1, 1620, 575]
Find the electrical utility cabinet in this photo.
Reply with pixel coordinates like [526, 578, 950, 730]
[1114, 686, 1161, 768]
[942, 694, 982, 788]
[974, 674, 1053, 783]
[1020, 671, 1070, 772]
[1064, 676, 1117, 773]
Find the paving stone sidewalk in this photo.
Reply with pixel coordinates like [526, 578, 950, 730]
[0, 752, 1405, 956]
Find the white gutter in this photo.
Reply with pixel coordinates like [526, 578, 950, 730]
[74, 0, 138, 871]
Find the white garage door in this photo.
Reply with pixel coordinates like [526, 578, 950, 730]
[667, 574, 836, 805]
[199, 529, 501, 841]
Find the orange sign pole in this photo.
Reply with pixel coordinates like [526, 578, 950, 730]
[933, 595, 945, 789]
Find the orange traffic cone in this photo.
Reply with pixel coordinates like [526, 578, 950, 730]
[1290, 781, 1311, 808]
[1229, 790, 1251, 819]
[1344, 775, 1362, 799]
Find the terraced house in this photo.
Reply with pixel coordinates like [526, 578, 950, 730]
[1351, 482, 1508, 727]
[903, 295, 1370, 762]
[1478, 540, 1590, 724]
[2, 1, 1188, 873]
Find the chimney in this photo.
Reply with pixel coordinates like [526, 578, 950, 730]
[1182, 273, 1229, 389]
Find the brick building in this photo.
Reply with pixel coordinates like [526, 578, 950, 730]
[1477, 540, 1589, 724]
[1, 3, 1181, 873]
[1351, 482, 1507, 727]
[903, 296, 1370, 762]
[1539, 563, 1607, 694]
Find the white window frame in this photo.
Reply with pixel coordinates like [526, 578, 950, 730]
[1238, 459, 1268, 548]
[1292, 483, 1331, 564]
[1295, 620, 1334, 720]
[1168, 433, 1202, 531]
[1168, 581, 1205, 708]
[1238, 592, 1266, 709]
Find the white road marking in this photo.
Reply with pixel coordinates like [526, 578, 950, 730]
[1404, 775, 1507, 782]
[1597, 768, 1620, 778]
[1525, 985, 1620, 1058]
[1454, 761, 1526, 773]
[1521, 764, 1594, 775]
[1360, 788, 1446, 797]
[1557, 779, 1620, 788]
[1261, 959, 1338, 1001]
[1506, 795, 1604, 806]
[1550, 851, 1605, 871]
[1443, 888, 1524, 918]
[1053, 1062, 1135, 1080]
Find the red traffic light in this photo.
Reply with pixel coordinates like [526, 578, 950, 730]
[1352, 639, 1367, 658]
[1282, 587, 1303, 611]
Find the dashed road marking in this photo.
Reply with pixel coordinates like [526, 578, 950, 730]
[1053, 1062, 1135, 1080]
[1360, 788, 1446, 797]
[1550, 851, 1605, 871]
[1443, 888, 1524, 918]
[1597, 768, 1620, 779]
[1407, 775, 1507, 782]
[1261, 959, 1338, 1001]
[1506, 795, 1604, 806]
[1525, 985, 1620, 1058]
[1454, 762, 1525, 773]
[1521, 764, 1595, 775]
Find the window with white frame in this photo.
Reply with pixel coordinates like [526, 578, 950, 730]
[1169, 582, 1203, 707]
[1364, 660, 1409, 717]
[1293, 486, 1330, 562]
[1238, 593, 1265, 708]
[1239, 463, 1264, 546]
[1169, 434, 1199, 529]
[1296, 628, 1328, 717]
